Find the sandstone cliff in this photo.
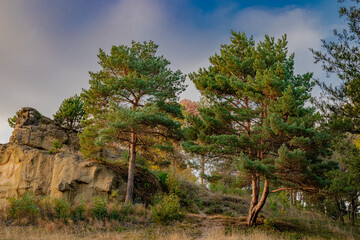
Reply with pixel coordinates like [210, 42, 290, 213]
[0, 108, 161, 207]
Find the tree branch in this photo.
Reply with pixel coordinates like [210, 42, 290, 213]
[269, 187, 316, 194]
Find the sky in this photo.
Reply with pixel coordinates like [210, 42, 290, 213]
[0, 0, 346, 143]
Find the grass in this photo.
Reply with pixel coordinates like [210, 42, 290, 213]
[1, 210, 358, 240]
[1, 180, 359, 240]
[0, 220, 322, 240]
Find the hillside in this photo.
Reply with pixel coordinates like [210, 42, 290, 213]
[0, 108, 359, 240]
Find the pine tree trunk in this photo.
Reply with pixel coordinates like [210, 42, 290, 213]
[351, 199, 357, 226]
[247, 178, 269, 226]
[125, 132, 137, 204]
[200, 155, 205, 185]
[336, 199, 344, 224]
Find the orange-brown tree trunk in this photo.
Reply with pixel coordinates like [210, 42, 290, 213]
[125, 132, 137, 204]
[247, 178, 269, 226]
[200, 155, 205, 185]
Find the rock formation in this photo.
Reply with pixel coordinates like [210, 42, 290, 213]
[0, 107, 161, 208]
[9, 107, 80, 152]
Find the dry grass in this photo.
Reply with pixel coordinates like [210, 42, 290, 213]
[1, 185, 359, 240]
[1, 218, 357, 240]
[0, 223, 286, 240]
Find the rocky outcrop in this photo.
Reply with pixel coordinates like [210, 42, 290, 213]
[0, 108, 161, 207]
[9, 107, 80, 152]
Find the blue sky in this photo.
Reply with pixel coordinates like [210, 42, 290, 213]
[0, 0, 346, 142]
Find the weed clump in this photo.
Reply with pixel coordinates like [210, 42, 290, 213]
[91, 197, 108, 220]
[52, 198, 71, 222]
[151, 193, 183, 224]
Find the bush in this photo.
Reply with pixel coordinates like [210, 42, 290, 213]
[91, 197, 108, 220]
[73, 199, 86, 221]
[157, 171, 168, 191]
[166, 172, 180, 195]
[52, 198, 71, 221]
[49, 139, 63, 154]
[108, 202, 135, 221]
[263, 218, 275, 230]
[8, 192, 40, 222]
[119, 203, 135, 216]
[38, 196, 54, 219]
[151, 193, 183, 224]
[269, 199, 278, 213]
[8, 111, 19, 128]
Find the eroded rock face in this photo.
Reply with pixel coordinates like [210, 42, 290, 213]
[0, 108, 161, 207]
[9, 107, 80, 152]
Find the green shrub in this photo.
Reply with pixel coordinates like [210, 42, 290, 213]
[109, 189, 120, 202]
[73, 199, 86, 221]
[209, 182, 247, 196]
[108, 203, 121, 220]
[8, 192, 40, 222]
[166, 172, 180, 195]
[263, 218, 275, 230]
[8, 111, 19, 128]
[157, 171, 168, 190]
[151, 193, 183, 224]
[108, 202, 135, 221]
[120, 203, 135, 216]
[52, 198, 71, 221]
[49, 139, 63, 154]
[91, 197, 108, 220]
[38, 196, 54, 219]
[269, 199, 278, 213]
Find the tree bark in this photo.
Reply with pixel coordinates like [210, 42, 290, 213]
[336, 199, 344, 224]
[125, 132, 137, 204]
[200, 155, 205, 185]
[247, 178, 269, 226]
[351, 198, 357, 226]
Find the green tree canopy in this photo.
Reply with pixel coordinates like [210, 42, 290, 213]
[311, 0, 360, 133]
[184, 31, 334, 226]
[53, 94, 85, 131]
[80, 40, 186, 203]
[8, 111, 19, 128]
[326, 134, 360, 225]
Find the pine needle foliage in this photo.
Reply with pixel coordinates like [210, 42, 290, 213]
[80, 41, 186, 203]
[184, 31, 335, 226]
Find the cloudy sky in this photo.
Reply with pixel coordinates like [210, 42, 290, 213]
[0, 0, 345, 143]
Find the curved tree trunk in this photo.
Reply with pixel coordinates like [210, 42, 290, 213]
[125, 132, 137, 204]
[350, 199, 357, 226]
[247, 177, 269, 226]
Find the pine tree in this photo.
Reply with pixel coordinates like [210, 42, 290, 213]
[53, 94, 85, 131]
[327, 134, 360, 225]
[184, 31, 334, 226]
[311, 0, 360, 133]
[80, 41, 186, 203]
[311, 1, 360, 225]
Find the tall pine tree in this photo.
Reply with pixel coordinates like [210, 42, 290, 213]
[184, 31, 334, 226]
[311, 0, 360, 133]
[80, 41, 186, 203]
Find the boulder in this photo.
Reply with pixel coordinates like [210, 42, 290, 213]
[0, 108, 161, 208]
